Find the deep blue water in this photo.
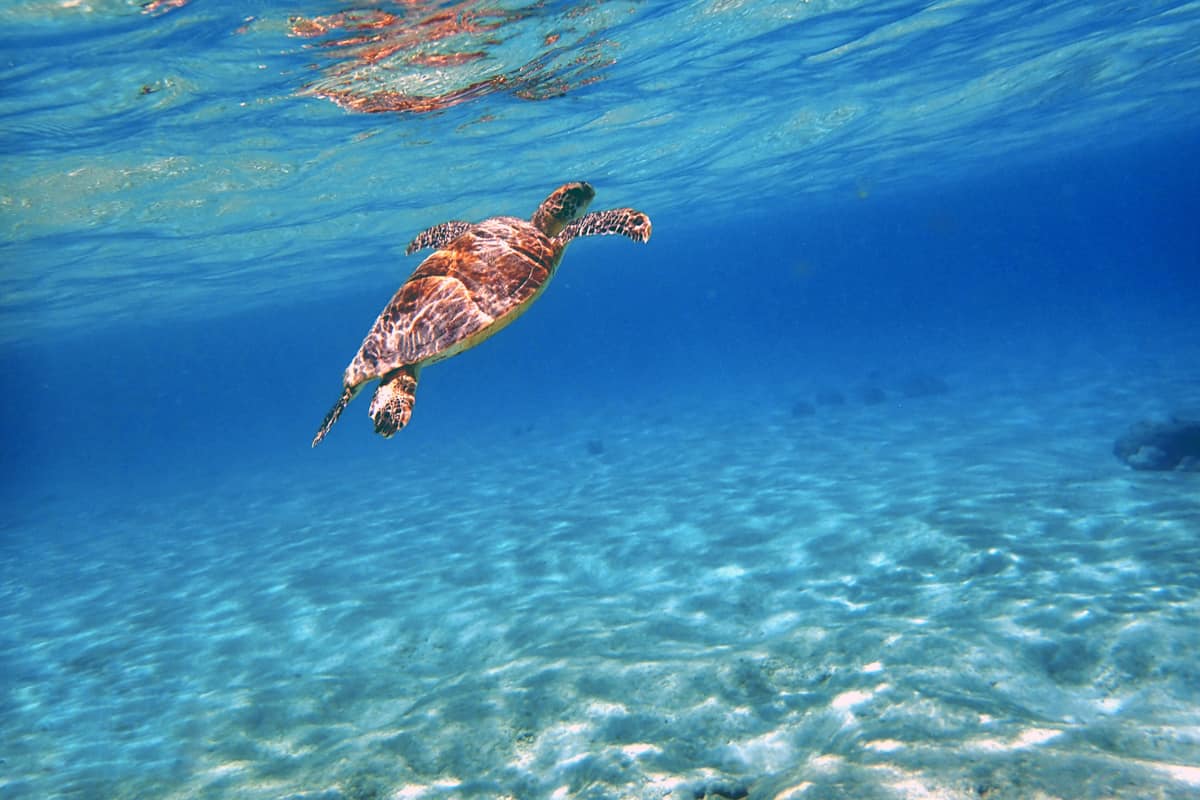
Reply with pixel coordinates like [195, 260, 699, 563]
[4, 134, 1197, 503]
[2, 2, 1200, 798]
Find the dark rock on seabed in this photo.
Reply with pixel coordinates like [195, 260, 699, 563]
[900, 371, 950, 398]
[1113, 417, 1200, 471]
[815, 388, 845, 406]
[791, 400, 816, 418]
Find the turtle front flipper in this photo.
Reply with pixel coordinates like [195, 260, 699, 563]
[406, 221, 473, 255]
[312, 383, 362, 447]
[369, 365, 420, 438]
[556, 208, 652, 246]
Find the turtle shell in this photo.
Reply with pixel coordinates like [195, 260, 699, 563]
[343, 216, 561, 387]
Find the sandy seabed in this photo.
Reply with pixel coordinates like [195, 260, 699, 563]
[2, 346, 1198, 800]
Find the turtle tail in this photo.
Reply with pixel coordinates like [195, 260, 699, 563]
[312, 384, 358, 448]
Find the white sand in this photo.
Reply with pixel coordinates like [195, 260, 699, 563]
[2, 344, 1198, 800]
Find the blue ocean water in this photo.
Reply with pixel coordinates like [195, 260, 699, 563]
[2, 1, 1199, 798]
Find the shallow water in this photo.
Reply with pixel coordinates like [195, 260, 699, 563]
[4, 0, 1198, 341]
[2, 2, 1200, 799]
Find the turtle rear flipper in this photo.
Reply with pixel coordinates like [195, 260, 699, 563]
[557, 208, 652, 245]
[370, 366, 420, 438]
[312, 384, 361, 447]
[406, 221, 472, 255]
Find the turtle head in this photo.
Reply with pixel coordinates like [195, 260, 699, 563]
[531, 182, 595, 237]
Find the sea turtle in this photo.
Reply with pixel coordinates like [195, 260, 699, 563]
[312, 181, 652, 446]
